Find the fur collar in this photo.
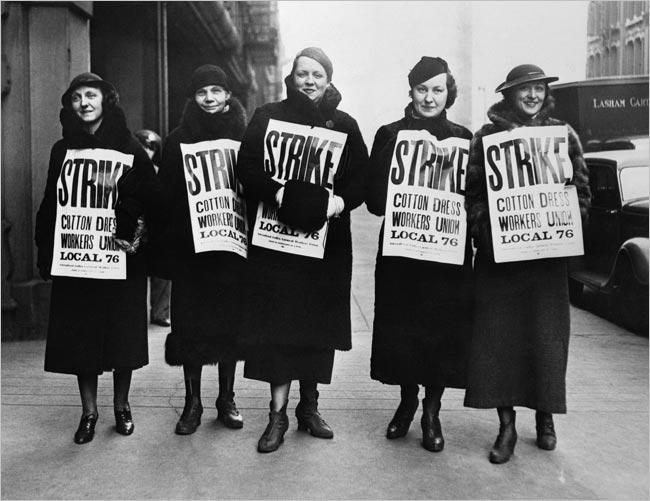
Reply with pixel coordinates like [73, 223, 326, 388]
[283, 74, 342, 121]
[59, 106, 132, 149]
[402, 103, 450, 133]
[179, 96, 247, 141]
[487, 95, 556, 130]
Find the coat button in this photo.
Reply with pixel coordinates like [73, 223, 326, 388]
[325, 120, 334, 129]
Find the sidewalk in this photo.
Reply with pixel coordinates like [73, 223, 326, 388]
[2, 208, 648, 500]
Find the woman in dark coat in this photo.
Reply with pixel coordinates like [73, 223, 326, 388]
[35, 72, 160, 444]
[464, 64, 591, 464]
[236, 47, 369, 453]
[366, 57, 473, 453]
[157, 65, 248, 435]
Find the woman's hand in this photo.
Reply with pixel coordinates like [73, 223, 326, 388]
[327, 196, 345, 218]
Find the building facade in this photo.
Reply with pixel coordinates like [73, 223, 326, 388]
[1, 1, 282, 339]
[586, 1, 649, 78]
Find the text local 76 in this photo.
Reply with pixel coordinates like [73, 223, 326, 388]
[264, 130, 344, 188]
[485, 135, 572, 191]
[390, 139, 468, 194]
[57, 158, 128, 209]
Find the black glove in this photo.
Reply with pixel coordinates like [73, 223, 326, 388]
[277, 180, 329, 233]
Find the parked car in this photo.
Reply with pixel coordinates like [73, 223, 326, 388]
[568, 139, 649, 333]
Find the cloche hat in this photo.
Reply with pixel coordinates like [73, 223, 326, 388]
[61, 72, 116, 107]
[495, 64, 558, 93]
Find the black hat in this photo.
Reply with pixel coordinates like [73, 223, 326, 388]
[495, 64, 558, 93]
[408, 57, 449, 88]
[61, 72, 116, 107]
[292, 47, 333, 81]
[188, 64, 230, 96]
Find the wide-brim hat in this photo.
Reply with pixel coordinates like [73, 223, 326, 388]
[61, 72, 116, 106]
[495, 64, 558, 93]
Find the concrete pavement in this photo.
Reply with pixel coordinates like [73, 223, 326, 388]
[2, 207, 648, 500]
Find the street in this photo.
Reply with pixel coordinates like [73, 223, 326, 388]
[2, 207, 648, 500]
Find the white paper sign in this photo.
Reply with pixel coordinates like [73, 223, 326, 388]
[51, 148, 130, 279]
[180, 139, 247, 258]
[482, 125, 584, 263]
[252, 119, 348, 259]
[382, 130, 469, 264]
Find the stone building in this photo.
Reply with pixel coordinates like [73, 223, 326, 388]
[586, 1, 649, 77]
[1, 1, 283, 339]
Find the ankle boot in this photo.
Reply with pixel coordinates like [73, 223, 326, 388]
[535, 411, 557, 450]
[175, 378, 203, 435]
[114, 403, 134, 436]
[74, 413, 98, 444]
[386, 391, 419, 439]
[258, 402, 289, 453]
[421, 397, 444, 452]
[216, 363, 243, 429]
[489, 407, 517, 464]
[295, 387, 333, 439]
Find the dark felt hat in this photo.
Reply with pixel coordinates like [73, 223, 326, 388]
[408, 56, 449, 87]
[61, 72, 116, 106]
[495, 64, 558, 93]
[188, 64, 230, 96]
[277, 180, 329, 233]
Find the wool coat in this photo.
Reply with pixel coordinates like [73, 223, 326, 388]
[235, 77, 369, 353]
[463, 97, 591, 413]
[367, 105, 474, 388]
[35, 106, 160, 375]
[155, 98, 248, 366]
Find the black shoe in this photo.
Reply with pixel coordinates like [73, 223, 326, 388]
[175, 396, 203, 435]
[295, 389, 333, 439]
[216, 393, 243, 429]
[151, 317, 171, 327]
[386, 396, 419, 439]
[489, 408, 517, 464]
[258, 402, 289, 453]
[74, 413, 98, 444]
[114, 404, 134, 436]
[421, 398, 444, 452]
[535, 411, 557, 450]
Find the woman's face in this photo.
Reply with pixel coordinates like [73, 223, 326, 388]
[511, 82, 546, 117]
[194, 85, 231, 114]
[71, 85, 104, 126]
[411, 73, 448, 118]
[292, 56, 328, 102]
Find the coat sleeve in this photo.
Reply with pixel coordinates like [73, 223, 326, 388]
[235, 108, 283, 205]
[566, 124, 591, 225]
[465, 129, 492, 254]
[335, 117, 369, 213]
[34, 144, 64, 278]
[365, 125, 397, 216]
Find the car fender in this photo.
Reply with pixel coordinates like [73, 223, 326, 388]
[609, 237, 649, 287]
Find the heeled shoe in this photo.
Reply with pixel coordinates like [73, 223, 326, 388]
[114, 404, 134, 436]
[258, 402, 289, 453]
[421, 398, 444, 452]
[295, 388, 333, 439]
[175, 396, 203, 435]
[74, 413, 98, 444]
[386, 396, 419, 439]
[216, 393, 243, 429]
[535, 411, 557, 450]
[489, 408, 517, 464]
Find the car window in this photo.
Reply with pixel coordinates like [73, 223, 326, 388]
[619, 166, 649, 202]
[588, 164, 619, 209]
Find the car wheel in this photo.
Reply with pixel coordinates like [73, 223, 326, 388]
[616, 260, 649, 335]
[568, 278, 584, 305]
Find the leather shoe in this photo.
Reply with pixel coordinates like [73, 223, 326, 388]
[175, 396, 203, 435]
[74, 413, 98, 444]
[295, 389, 333, 439]
[258, 402, 288, 453]
[216, 394, 243, 429]
[386, 396, 419, 439]
[536, 411, 557, 450]
[421, 398, 444, 452]
[489, 408, 517, 464]
[151, 317, 171, 327]
[114, 404, 134, 435]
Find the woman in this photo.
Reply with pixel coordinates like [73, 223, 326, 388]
[464, 64, 590, 464]
[134, 129, 171, 328]
[236, 47, 369, 452]
[366, 57, 473, 452]
[158, 64, 247, 435]
[35, 72, 160, 444]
